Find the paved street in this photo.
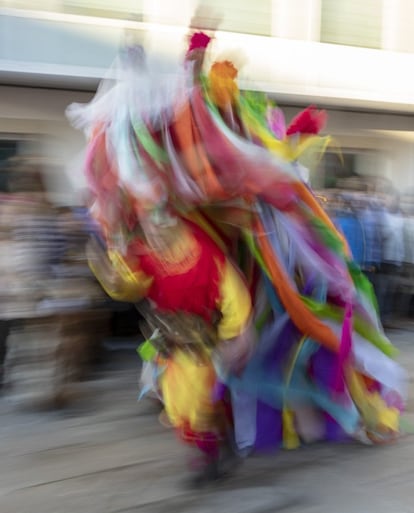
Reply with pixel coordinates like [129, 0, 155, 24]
[1, 328, 414, 513]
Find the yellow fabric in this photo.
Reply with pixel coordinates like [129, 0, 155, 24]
[217, 260, 252, 340]
[160, 349, 218, 432]
[89, 250, 153, 302]
[239, 107, 292, 160]
[282, 409, 300, 449]
[239, 101, 332, 170]
[347, 369, 400, 434]
[160, 260, 252, 432]
[293, 136, 332, 172]
[208, 61, 239, 109]
[281, 336, 306, 449]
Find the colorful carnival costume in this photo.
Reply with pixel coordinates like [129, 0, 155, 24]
[68, 30, 407, 480]
[88, 215, 253, 477]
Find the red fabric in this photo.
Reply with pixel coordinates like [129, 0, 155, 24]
[85, 129, 118, 198]
[128, 220, 226, 322]
[286, 105, 327, 136]
[187, 32, 211, 53]
[362, 374, 381, 393]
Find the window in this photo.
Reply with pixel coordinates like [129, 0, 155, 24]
[62, 1, 144, 21]
[191, 0, 272, 36]
[5, 1, 271, 35]
[0, 140, 18, 193]
[320, 0, 383, 49]
[0, 140, 17, 163]
[320, 149, 385, 191]
[3, 1, 144, 21]
[2, 1, 62, 10]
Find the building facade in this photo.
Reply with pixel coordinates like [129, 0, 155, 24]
[2, 1, 414, 201]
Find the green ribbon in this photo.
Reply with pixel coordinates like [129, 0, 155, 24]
[137, 339, 157, 362]
[133, 123, 169, 168]
[302, 296, 397, 357]
[308, 213, 346, 255]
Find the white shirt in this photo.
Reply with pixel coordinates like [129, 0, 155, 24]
[382, 211, 405, 265]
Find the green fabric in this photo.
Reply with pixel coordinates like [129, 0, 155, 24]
[308, 214, 345, 255]
[348, 261, 379, 313]
[134, 123, 169, 167]
[255, 305, 272, 333]
[302, 296, 397, 357]
[137, 340, 157, 361]
[241, 91, 272, 120]
[243, 230, 271, 279]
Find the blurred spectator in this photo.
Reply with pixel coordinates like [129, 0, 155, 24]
[0, 320, 10, 387]
[359, 198, 383, 296]
[333, 195, 365, 267]
[403, 211, 414, 268]
[0, 157, 110, 407]
[377, 193, 405, 325]
[395, 210, 414, 317]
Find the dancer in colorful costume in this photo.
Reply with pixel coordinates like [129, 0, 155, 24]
[87, 210, 254, 481]
[68, 28, 407, 482]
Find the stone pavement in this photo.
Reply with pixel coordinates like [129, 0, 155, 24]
[1, 328, 414, 513]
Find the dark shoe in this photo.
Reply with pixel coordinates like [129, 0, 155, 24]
[183, 442, 244, 489]
[184, 459, 221, 489]
[219, 443, 243, 476]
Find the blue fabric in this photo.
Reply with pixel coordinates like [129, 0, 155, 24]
[359, 207, 382, 267]
[226, 370, 359, 435]
[231, 388, 257, 451]
[334, 212, 365, 266]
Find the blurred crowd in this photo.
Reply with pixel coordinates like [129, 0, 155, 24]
[0, 156, 127, 407]
[325, 189, 414, 326]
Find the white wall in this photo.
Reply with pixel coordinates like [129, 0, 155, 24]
[382, 0, 414, 53]
[271, 0, 321, 41]
[4, 8, 414, 112]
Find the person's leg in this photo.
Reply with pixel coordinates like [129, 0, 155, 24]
[0, 320, 10, 386]
[377, 264, 395, 325]
[230, 387, 256, 456]
[160, 350, 228, 484]
[381, 264, 400, 325]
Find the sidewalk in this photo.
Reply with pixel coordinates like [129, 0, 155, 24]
[0, 329, 414, 513]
